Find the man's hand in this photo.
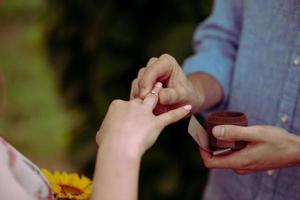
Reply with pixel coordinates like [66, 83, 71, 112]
[200, 125, 300, 174]
[130, 54, 205, 114]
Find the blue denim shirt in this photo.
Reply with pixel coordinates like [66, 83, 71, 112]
[183, 0, 300, 199]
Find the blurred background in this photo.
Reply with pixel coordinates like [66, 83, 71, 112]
[0, 0, 212, 199]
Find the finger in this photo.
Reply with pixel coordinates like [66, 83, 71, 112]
[130, 79, 138, 99]
[156, 104, 192, 127]
[135, 58, 158, 99]
[212, 125, 264, 142]
[132, 98, 143, 104]
[137, 68, 146, 80]
[134, 68, 146, 98]
[159, 88, 183, 105]
[138, 57, 157, 82]
[138, 54, 177, 98]
[199, 148, 213, 166]
[146, 57, 158, 66]
[143, 82, 162, 110]
[201, 150, 244, 169]
[153, 104, 170, 115]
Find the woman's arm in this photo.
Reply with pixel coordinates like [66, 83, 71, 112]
[0, 143, 31, 200]
[91, 141, 141, 200]
[91, 83, 191, 200]
[0, 162, 32, 200]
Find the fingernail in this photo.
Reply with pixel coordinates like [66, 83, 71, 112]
[183, 105, 192, 111]
[155, 82, 163, 88]
[213, 126, 225, 138]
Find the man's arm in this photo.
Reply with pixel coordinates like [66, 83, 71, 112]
[187, 72, 223, 114]
[183, 0, 243, 108]
[131, 0, 243, 113]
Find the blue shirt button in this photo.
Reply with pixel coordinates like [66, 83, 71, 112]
[267, 170, 275, 176]
[280, 114, 289, 123]
[294, 57, 300, 66]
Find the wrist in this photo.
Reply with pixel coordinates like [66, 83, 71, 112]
[98, 139, 143, 161]
[186, 76, 204, 113]
[187, 72, 224, 112]
[285, 133, 300, 166]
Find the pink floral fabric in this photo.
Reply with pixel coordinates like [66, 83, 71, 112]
[0, 137, 54, 200]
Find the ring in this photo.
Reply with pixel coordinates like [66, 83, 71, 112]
[151, 90, 158, 97]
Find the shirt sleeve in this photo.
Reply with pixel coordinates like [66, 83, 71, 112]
[183, 0, 243, 106]
[0, 137, 54, 200]
[0, 140, 32, 200]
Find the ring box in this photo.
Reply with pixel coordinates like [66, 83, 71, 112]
[206, 111, 248, 150]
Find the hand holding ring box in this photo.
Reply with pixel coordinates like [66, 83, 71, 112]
[188, 111, 248, 156]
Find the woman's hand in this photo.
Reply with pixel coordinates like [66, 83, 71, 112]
[92, 82, 191, 200]
[96, 82, 192, 158]
[200, 125, 300, 174]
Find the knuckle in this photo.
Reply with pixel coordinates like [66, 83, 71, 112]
[111, 99, 124, 106]
[131, 80, 138, 98]
[147, 57, 157, 65]
[95, 132, 103, 146]
[162, 92, 172, 103]
[170, 89, 180, 101]
[159, 54, 177, 65]
[250, 125, 265, 133]
[131, 99, 141, 106]
[131, 79, 137, 88]
[137, 67, 146, 78]
[138, 79, 146, 89]
[159, 53, 173, 60]
[149, 57, 157, 60]
[177, 86, 187, 97]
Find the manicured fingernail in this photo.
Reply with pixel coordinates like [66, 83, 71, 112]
[183, 105, 192, 111]
[213, 126, 225, 138]
[155, 82, 163, 88]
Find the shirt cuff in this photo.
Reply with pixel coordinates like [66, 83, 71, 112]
[182, 47, 234, 111]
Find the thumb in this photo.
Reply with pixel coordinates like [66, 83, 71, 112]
[159, 88, 182, 105]
[212, 125, 262, 142]
[156, 105, 192, 127]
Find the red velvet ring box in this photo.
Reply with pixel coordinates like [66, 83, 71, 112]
[206, 111, 248, 150]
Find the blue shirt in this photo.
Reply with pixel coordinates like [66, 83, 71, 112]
[183, 0, 300, 199]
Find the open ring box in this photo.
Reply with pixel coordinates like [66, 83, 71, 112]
[188, 111, 248, 156]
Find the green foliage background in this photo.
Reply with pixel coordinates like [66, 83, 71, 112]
[0, 0, 71, 168]
[46, 1, 212, 199]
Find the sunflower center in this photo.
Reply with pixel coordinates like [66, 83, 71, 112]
[59, 184, 84, 196]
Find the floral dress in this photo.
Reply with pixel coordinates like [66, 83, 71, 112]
[0, 137, 54, 200]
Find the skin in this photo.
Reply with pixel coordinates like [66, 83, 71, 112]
[130, 54, 224, 114]
[130, 53, 300, 173]
[200, 125, 300, 174]
[92, 82, 192, 200]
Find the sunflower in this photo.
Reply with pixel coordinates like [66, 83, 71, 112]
[42, 169, 92, 200]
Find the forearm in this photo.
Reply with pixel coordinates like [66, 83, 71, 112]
[286, 133, 300, 166]
[187, 72, 224, 113]
[91, 142, 141, 200]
